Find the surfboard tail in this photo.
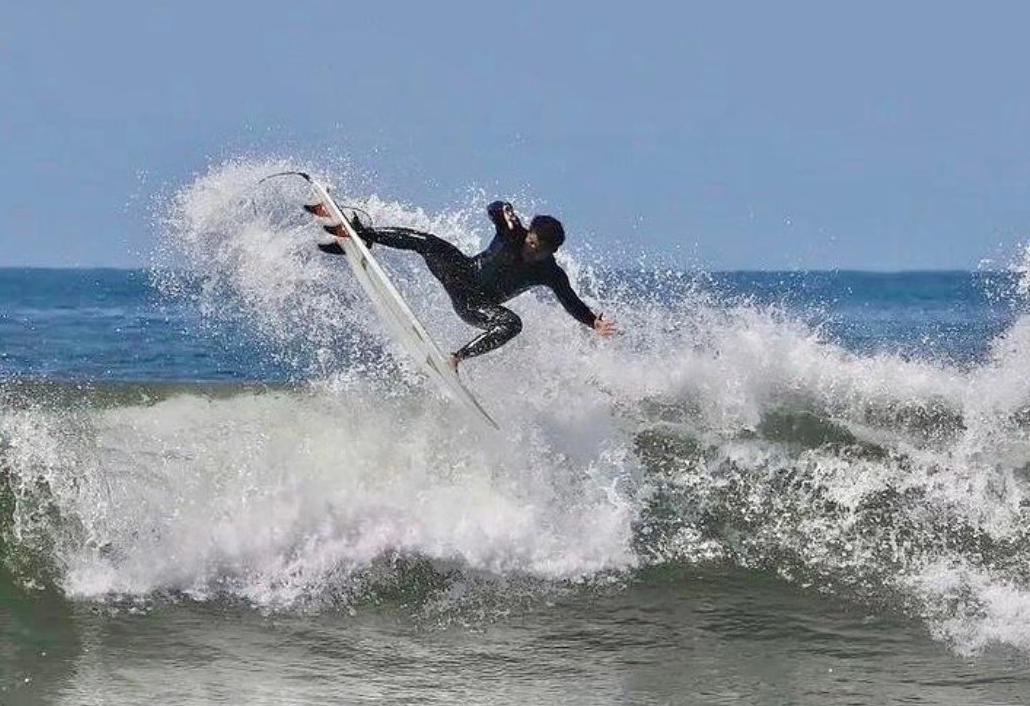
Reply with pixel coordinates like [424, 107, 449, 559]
[263, 171, 355, 241]
[303, 202, 329, 218]
[303, 191, 350, 239]
[263, 170, 498, 429]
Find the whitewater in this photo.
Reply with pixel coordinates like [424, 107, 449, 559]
[4, 158, 1030, 667]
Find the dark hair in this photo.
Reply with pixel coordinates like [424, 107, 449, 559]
[530, 215, 565, 251]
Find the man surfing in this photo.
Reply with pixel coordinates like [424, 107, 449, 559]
[318, 201, 616, 371]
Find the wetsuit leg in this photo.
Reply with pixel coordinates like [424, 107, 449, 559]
[361, 227, 523, 360]
[451, 299, 523, 361]
[360, 227, 439, 253]
[364, 228, 481, 293]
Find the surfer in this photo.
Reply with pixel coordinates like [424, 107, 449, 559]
[319, 201, 616, 370]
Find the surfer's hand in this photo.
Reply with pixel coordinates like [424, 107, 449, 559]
[594, 316, 616, 337]
[502, 202, 518, 230]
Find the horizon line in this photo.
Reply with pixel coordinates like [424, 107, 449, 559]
[0, 265, 1015, 275]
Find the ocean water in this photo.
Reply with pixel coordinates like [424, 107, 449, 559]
[3, 159, 1030, 704]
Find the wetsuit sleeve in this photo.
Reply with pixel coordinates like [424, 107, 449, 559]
[487, 201, 525, 237]
[547, 265, 598, 328]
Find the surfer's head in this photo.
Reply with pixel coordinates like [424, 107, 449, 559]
[524, 215, 565, 261]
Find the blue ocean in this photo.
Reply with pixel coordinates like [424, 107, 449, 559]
[4, 160, 1030, 704]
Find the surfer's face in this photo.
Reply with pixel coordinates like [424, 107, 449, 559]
[522, 231, 553, 262]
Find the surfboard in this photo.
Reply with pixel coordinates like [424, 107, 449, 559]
[267, 172, 498, 429]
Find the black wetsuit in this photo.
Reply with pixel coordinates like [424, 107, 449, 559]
[354, 201, 598, 361]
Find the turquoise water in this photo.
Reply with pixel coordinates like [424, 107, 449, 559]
[3, 161, 1030, 703]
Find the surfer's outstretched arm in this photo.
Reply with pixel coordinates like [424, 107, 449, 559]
[547, 268, 617, 336]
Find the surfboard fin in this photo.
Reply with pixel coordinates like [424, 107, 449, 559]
[304, 203, 330, 218]
[306, 200, 374, 251]
[317, 241, 346, 256]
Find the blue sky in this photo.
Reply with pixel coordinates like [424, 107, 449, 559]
[2, 1, 1029, 270]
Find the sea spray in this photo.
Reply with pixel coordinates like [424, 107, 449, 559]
[3, 158, 1030, 656]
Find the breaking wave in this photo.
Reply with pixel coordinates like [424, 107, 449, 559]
[3, 158, 1030, 656]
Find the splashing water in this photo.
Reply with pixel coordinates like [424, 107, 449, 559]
[4, 158, 1030, 655]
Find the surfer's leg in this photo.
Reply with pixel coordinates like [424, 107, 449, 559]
[348, 226, 485, 301]
[361, 227, 448, 253]
[362, 227, 481, 292]
[450, 301, 523, 361]
[321, 223, 466, 266]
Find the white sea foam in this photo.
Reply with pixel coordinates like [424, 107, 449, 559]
[5, 157, 1030, 654]
[8, 386, 634, 606]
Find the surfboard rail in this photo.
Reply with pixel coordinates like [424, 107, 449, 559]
[265, 171, 499, 429]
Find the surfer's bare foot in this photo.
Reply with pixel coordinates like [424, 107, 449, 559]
[448, 354, 460, 373]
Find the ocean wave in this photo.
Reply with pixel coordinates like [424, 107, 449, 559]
[4, 157, 1030, 656]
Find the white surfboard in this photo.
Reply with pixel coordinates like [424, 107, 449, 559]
[270, 172, 498, 429]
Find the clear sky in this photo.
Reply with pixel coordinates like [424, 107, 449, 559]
[2, 1, 1029, 270]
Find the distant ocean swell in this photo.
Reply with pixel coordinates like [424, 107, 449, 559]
[2, 158, 1030, 657]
